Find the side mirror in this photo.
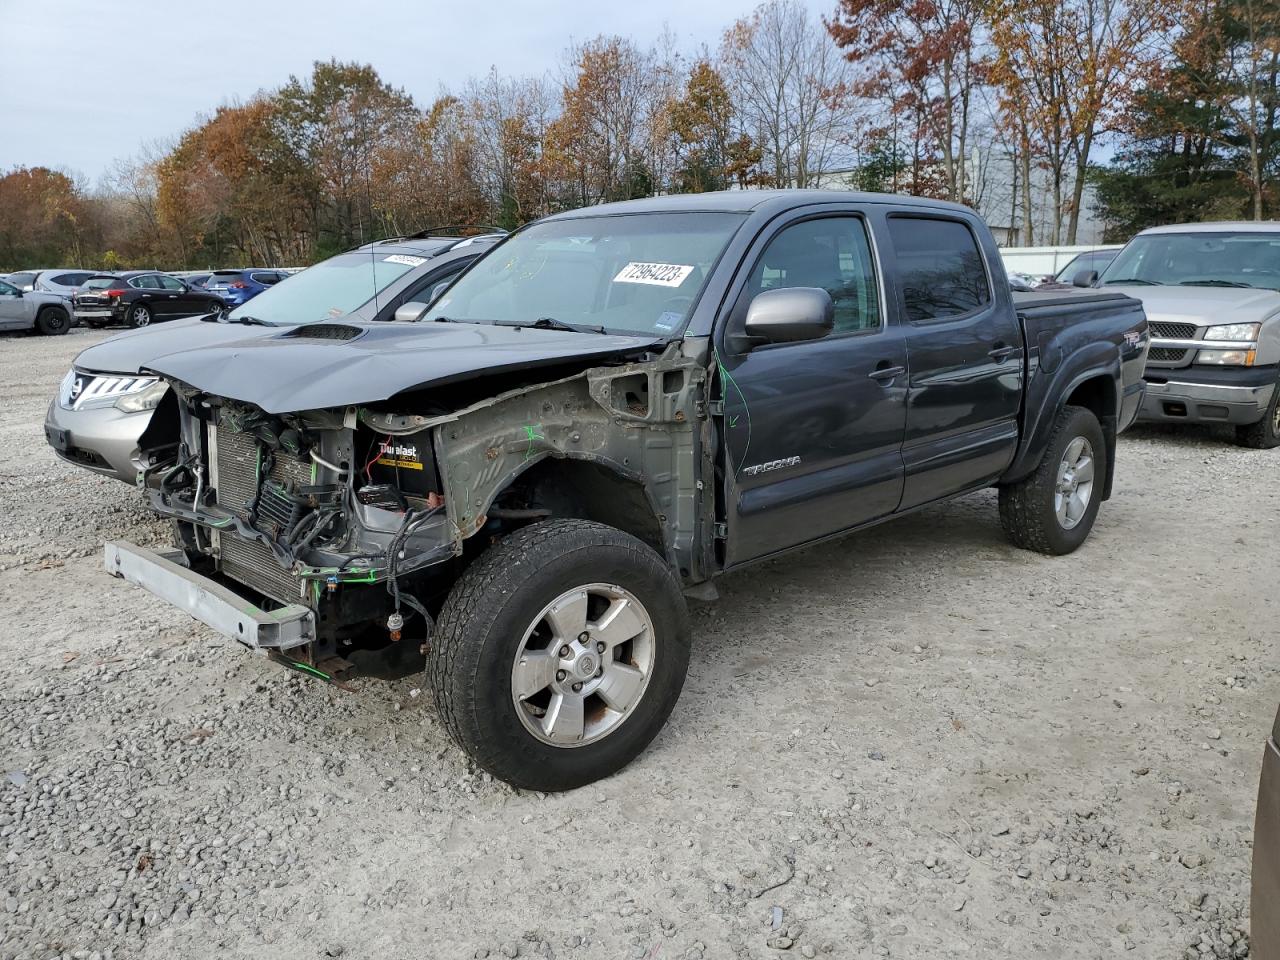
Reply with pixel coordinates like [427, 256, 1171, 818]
[1072, 270, 1098, 288]
[393, 300, 430, 323]
[743, 287, 834, 345]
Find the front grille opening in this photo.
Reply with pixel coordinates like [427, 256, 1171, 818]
[1149, 347, 1189, 363]
[65, 446, 110, 469]
[1150, 321, 1197, 339]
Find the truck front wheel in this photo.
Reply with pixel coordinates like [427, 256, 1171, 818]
[429, 519, 690, 791]
[1235, 381, 1280, 449]
[999, 405, 1107, 556]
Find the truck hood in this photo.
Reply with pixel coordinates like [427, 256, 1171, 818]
[75, 316, 268, 375]
[144, 321, 663, 413]
[1105, 285, 1280, 326]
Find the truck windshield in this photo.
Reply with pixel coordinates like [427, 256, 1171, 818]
[226, 252, 425, 325]
[1101, 231, 1280, 290]
[433, 212, 748, 336]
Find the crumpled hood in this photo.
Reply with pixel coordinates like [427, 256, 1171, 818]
[74, 317, 263, 375]
[144, 321, 662, 413]
[1106, 285, 1280, 327]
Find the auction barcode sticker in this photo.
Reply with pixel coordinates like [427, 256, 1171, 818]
[384, 254, 428, 267]
[613, 262, 695, 287]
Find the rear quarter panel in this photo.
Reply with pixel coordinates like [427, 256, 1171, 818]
[1002, 292, 1148, 486]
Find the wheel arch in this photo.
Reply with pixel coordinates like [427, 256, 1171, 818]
[482, 452, 670, 564]
[1003, 346, 1122, 499]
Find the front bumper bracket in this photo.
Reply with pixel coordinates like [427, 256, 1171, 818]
[104, 540, 315, 650]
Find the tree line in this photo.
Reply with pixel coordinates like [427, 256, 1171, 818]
[1, 0, 1276, 271]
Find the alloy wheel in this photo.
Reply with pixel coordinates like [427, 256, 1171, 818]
[1054, 436, 1095, 530]
[510, 582, 655, 748]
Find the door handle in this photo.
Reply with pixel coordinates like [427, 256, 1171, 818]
[988, 343, 1017, 361]
[868, 363, 906, 383]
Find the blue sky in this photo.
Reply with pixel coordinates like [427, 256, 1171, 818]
[0, 0, 798, 183]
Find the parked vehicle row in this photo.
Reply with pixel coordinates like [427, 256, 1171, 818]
[76, 191, 1149, 792]
[73, 272, 225, 329]
[0, 265, 299, 335]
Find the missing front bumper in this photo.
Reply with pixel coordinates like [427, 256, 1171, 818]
[103, 540, 316, 650]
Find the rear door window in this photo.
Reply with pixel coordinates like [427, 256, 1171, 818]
[7, 272, 37, 290]
[887, 217, 991, 322]
[156, 275, 185, 291]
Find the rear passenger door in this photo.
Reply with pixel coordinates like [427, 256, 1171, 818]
[888, 214, 1023, 510]
[155, 273, 205, 315]
[717, 210, 908, 565]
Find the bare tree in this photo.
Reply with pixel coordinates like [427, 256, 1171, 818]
[721, 0, 857, 188]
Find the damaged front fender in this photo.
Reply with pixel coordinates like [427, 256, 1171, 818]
[428, 348, 707, 577]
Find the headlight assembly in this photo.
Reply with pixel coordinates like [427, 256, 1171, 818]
[114, 380, 169, 413]
[1204, 322, 1260, 342]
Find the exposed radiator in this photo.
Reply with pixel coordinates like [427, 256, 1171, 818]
[210, 424, 311, 605]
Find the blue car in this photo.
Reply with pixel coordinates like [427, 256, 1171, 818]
[204, 268, 285, 307]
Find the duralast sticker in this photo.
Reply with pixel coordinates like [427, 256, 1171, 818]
[613, 262, 695, 287]
[383, 254, 428, 267]
[375, 441, 424, 471]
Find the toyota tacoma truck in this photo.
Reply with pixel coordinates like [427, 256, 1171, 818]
[103, 191, 1149, 791]
[1095, 222, 1280, 447]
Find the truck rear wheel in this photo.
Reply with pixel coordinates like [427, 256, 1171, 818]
[429, 519, 690, 791]
[999, 405, 1106, 555]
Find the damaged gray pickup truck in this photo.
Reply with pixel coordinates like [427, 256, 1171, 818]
[105, 191, 1149, 790]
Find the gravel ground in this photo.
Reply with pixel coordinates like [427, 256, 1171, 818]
[0, 328, 1272, 960]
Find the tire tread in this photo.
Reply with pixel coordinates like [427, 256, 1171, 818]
[429, 519, 688, 789]
[999, 404, 1105, 555]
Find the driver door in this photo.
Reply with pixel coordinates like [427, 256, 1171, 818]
[716, 210, 908, 566]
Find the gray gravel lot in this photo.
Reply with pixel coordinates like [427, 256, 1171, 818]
[0, 328, 1273, 960]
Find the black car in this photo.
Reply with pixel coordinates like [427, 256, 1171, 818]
[73, 271, 224, 329]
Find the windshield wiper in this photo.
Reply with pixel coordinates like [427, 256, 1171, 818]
[224, 315, 271, 326]
[1103, 278, 1160, 285]
[496, 317, 608, 334]
[1179, 279, 1252, 288]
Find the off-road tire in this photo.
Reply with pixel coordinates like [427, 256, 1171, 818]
[429, 519, 690, 791]
[999, 404, 1106, 555]
[1235, 379, 1280, 449]
[35, 306, 70, 336]
[127, 304, 152, 328]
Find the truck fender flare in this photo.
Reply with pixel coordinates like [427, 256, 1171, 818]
[1003, 342, 1122, 491]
